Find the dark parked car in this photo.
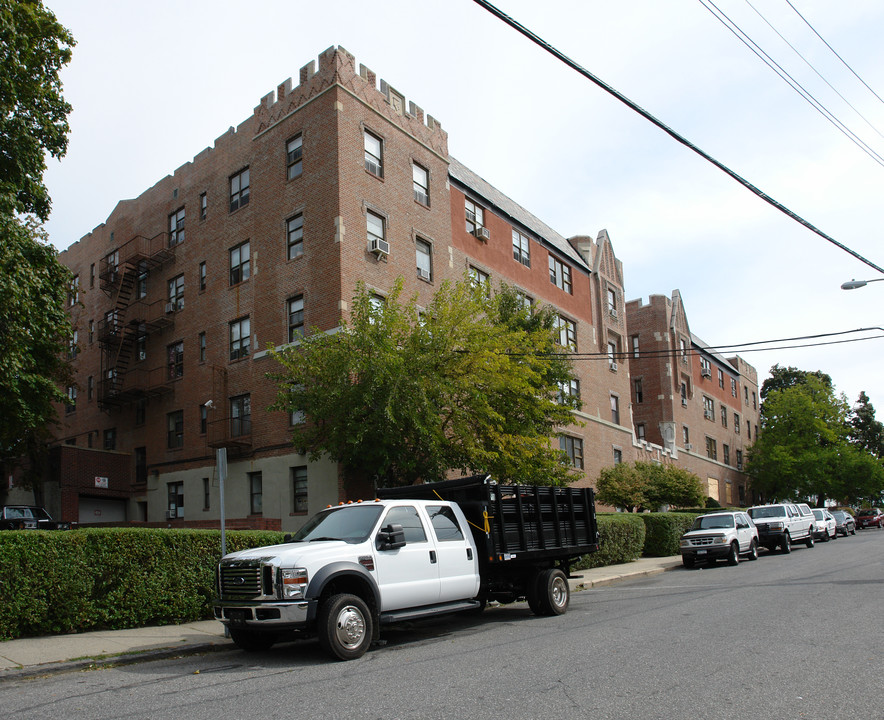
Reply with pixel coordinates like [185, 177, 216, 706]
[0, 506, 73, 530]
[830, 510, 856, 536]
[855, 508, 884, 530]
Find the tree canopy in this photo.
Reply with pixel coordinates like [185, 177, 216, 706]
[595, 461, 704, 511]
[271, 278, 581, 490]
[747, 368, 884, 506]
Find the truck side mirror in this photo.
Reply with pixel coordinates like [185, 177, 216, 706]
[377, 523, 406, 551]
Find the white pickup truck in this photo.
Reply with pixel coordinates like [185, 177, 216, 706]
[747, 502, 815, 553]
[213, 475, 599, 660]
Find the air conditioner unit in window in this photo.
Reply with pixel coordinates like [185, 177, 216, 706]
[685, 443, 693, 450]
[164, 510, 176, 520]
[701, 368, 711, 378]
[609, 308, 618, 319]
[473, 226, 490, 241]
[417, 267, 431, 281]
[610, 362, 618, 372]
[369, 238, 390, 257]
[681, 398, 688, 407]
[165, 302, 174, 314]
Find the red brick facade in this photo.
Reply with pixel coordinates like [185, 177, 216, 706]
[50, 46, 757, 527]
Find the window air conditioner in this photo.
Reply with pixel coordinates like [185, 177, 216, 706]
[369, 238, 390, 257]
[685, 443, 693, 450]
[701, 368, 711, 378]
[417, 267, 431, 281]
[473, 226, 490, 241]
[610, 362, 618, 372]
[164, 510, 176, 520]
[609, 308, 618, 318]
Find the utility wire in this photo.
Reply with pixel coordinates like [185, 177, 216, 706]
[700, 0, 884, 168]
[743, 0, 884, 143]
[471, 0, 884, 276]
[786, 0, 884, 109]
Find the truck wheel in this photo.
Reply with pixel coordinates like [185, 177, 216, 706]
[526, 583, 543, 615]
[805, 532, 814, 548]
[781, 534, 791, 554]
[229, 628, 278, 652]
[747, 539, 758, 561]
[318, 594, 373, 661]
[682, 555, 695, 569]
[727, 542, 739, 566]
[536, 568, 569, 616]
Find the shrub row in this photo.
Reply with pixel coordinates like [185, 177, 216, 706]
[574, 513, 646, 569]
[0, 528, 283, 641]
[640, 512, 701, 556]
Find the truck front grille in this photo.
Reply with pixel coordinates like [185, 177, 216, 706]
[219, 563, 264, 598]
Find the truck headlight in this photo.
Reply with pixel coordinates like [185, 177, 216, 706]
[679, 538, 691, 548]
[279, 568, 308, 599]
[712, 535, 726, 544]
[768, 522, 784, 531]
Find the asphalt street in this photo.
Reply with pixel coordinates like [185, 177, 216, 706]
[1, 530, 881, 720]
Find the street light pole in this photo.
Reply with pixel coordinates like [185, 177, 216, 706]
[841, 278, 884, 290]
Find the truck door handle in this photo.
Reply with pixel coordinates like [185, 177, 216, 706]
[466, 548, 473, 561]
[429, 550, 437, 564]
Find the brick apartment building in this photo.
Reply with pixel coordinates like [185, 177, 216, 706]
[37, 46, 757, 528]
[626, 292, 760, 506]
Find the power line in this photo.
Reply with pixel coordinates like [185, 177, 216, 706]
[470, 0, 884, 276]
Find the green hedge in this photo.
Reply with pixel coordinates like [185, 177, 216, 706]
[641, 512, 701, 556]
[574, 513, 646, 569]
[0, 528, 284, 641]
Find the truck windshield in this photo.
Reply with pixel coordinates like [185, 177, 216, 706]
[748, 506, 785, 519]
[288, 505, 384, 544]
[691, 515, 735, 530]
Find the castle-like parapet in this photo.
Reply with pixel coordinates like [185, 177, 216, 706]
[253, 45, 448, 157]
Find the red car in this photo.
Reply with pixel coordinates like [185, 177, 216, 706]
[855, 508, 884, 529]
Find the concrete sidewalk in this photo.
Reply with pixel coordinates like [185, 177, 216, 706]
[0, 555, 682, 678]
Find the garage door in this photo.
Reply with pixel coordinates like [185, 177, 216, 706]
[79, 497, 127, 524]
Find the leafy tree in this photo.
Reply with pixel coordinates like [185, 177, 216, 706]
[271, 278, 581, 491]
[0, 216, 73, 471]
[0, 0, 75, 221]
[848, 391, 884, 458]
[595, 463, 646, 512]
[596, 461, 703, 511]
[760, 364, 832, 401]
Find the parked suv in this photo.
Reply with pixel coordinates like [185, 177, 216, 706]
[855, 508, 884, 529]
[679, 511, 759, 568]
[747, 503, 815, 553]
[811, 509, 837, 541]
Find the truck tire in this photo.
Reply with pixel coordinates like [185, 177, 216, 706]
[781, 533, 791, 553]
[727, 542, 739, 566]
[805, 532, 814, 548]
[229, 628, 278, 652]
[535, 568, 569, 616]
[747, 539, 758, 561]
[317, 593, 373, 661]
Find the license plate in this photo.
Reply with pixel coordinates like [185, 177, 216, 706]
[697, 549, 707, 555]
[226, 609, 249, 621]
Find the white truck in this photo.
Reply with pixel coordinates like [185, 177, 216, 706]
[213, 475, 599, 660]
[746, 502, 815, 553]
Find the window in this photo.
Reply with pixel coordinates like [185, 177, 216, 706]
[680, 338, 688, 361]
[734, 413, 740, 434]
[199, 261, 206, 291]
[721, 406, 728, 428]
[631, 335, 640, 358]
[558, 378, 580, 404]
[636, 424, 646, 441]
[705, 436, 718, 461]
[367, 210, 385, 250]
[731, 377, 737, 397]
[555, 315, 577, 349]
[752, 391, 757, 409]
[413, 162, 429, 205]
[287, 214, 303, 260]
[68, 330, 78, 359]
[68, 276, 79, 306]
[168, 482, 183, 519]
[199, 192, 207, 221]
[549, 256, 572, 294]
[607, 340, 618, 370]
[88, 319, 94, 344]
[384, 506, 427, 543]
[718, 369, 724, 388]
[229, 241, 250, 285]
[168, 274, 184, 311]
[364, 130, 383, 177]
[288, 296, 304, 342]
[200, 405, 207, 435]
[249, 471, 262, 515]
[723, 444, 730, 466]
[203, 477, 210, 510]
[229, 167, 250, 212]
[135, 447, 147, 485]
[680, 382, 688, 406]
[700, 358, 711, 377]
[747, 420, 751, 439]
[703, 396, 714, 420]
[613, 448, 622, 465]
[287, 134, 303, 180]
[634, 379, 643, 404]
[230, 394, 251, 436]
[607, 288, 617, 317]
[683, 425, 690, 445]
[135, 398, 146, 426]
[229, 317, 250, 361]
[87, 375, 94, 401]
[736, 449, 743, 470]
[469, 265, 489, 287]
[292, 466, 308, 514]
[427, 506, 465, 542]
[512, 229, 530, 267]
[610, 395, 620, 425]
[167, 410, 184, 449]
[416, 238, 432, 281]
[90, 263, 95, 288]
[104, 428, 116, 450]
[167, 341, 184, 379]
[168, 207, 185, 246]
[136, 261, 148, 299]
[65, 385, 77, 414]
[559, 436, 584, 469]
[465, 198, 484, 234]
[199, 332, 206, 362]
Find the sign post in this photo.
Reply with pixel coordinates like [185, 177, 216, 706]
[217, 447, 228, 557]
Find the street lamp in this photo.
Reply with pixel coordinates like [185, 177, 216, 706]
[841, 278, 884, 290]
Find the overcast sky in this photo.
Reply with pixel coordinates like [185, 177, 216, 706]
[43, 0, 884, 414]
